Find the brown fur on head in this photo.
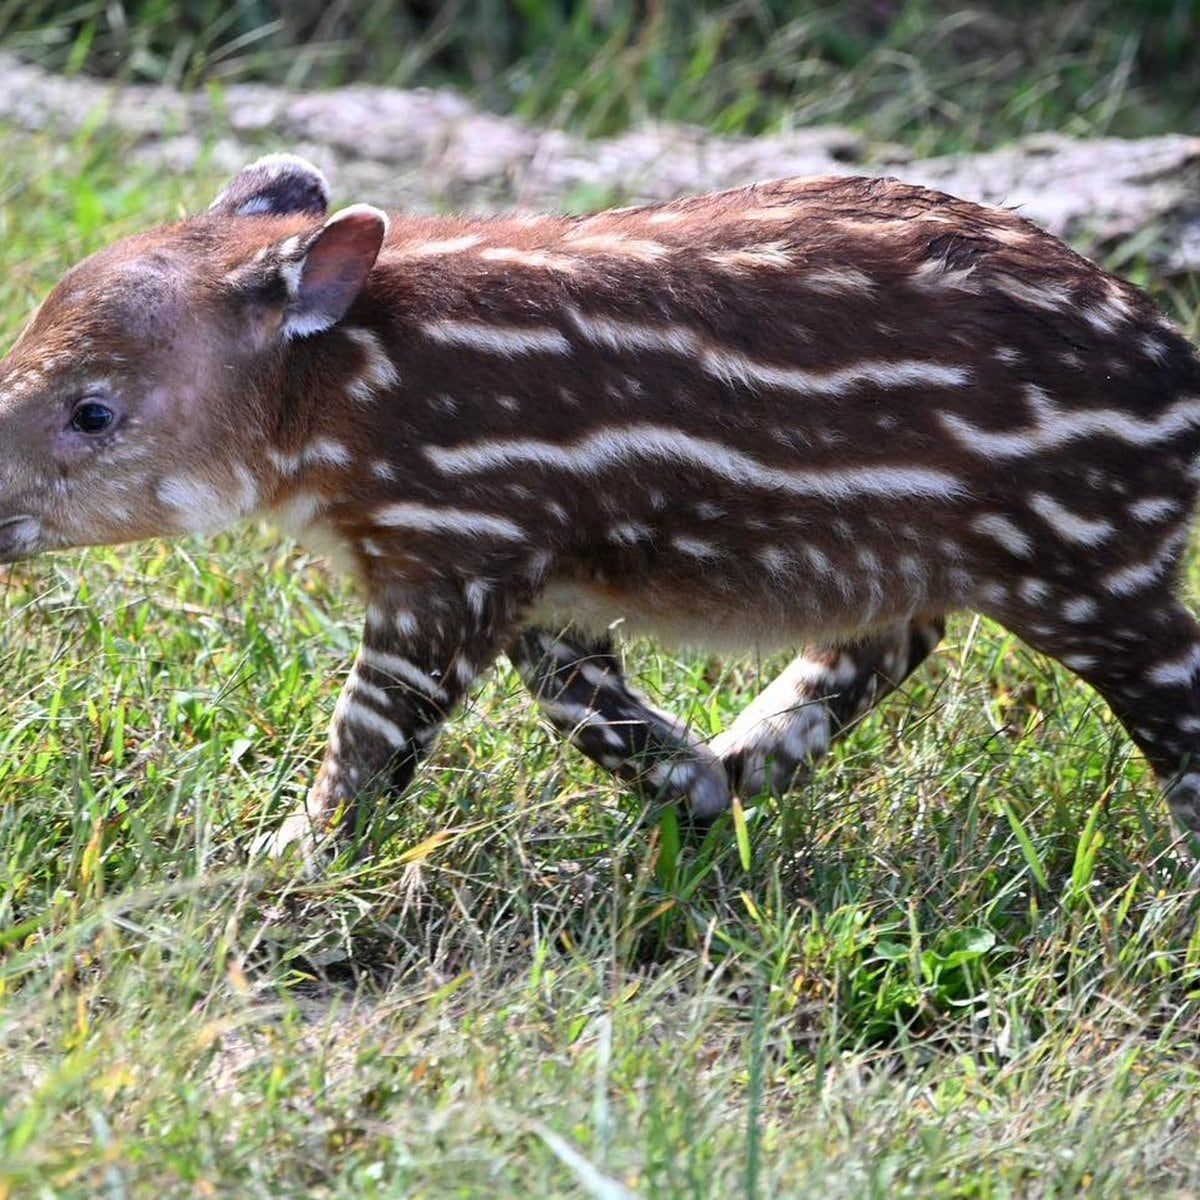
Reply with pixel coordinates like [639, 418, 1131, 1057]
[0, 155, 386, 562]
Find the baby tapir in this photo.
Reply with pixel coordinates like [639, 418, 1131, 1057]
[2, 153, 1200, 859]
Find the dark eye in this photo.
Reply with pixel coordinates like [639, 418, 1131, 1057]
[70, 400, 115, 434]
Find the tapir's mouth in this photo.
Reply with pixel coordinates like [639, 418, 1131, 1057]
[0, 514, 42, 563]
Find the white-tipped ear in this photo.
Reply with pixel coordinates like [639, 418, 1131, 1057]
[209, 154, 331, 219]
[279, 205, 389, 339]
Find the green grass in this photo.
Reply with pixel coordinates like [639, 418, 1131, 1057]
[3, 119, 1200, 1196]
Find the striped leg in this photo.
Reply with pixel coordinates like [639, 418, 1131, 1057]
[1000, 595, 1200, 841]
[509, 627, 730, 820]
[265, 584, 518, 860]
[712, 617, 945, 797]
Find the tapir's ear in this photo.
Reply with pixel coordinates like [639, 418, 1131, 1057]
[209, 153, 331, 218]
[277, 205, 389, 338]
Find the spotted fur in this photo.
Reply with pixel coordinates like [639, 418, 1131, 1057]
[3, 154, 1200, 859]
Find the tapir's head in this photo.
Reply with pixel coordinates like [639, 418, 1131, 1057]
[0, 155, 387, 562]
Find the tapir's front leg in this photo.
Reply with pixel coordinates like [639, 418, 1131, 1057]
[265, 580, 522, 860]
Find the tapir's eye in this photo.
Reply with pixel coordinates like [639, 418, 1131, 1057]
[69, 400, 116, 434]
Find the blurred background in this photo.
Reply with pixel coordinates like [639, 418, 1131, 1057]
[1, 0, 1196, 150]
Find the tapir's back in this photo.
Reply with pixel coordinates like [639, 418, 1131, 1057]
[348, 175, 1200, 647]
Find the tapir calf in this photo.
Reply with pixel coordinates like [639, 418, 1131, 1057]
[2, 153, 1200, 859]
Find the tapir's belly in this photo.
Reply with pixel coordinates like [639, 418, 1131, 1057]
[529, 572, 929, 653]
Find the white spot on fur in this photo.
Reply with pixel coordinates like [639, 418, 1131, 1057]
[1140, 334, 1169, 363]
[1062, 654, 1097, 671]
[609, 522, 652, 545]
[568, 309, 701, 357]
[1061, 596, 1099, 623]
[1028, 492, 1114, 547]
[1104, 560, 1165, 597]
[703, 347, 971, 397]
[277, 234, 303, 259]
[942, 383, 1200, 458]
[799, 266, 876, 296]
[990, 274, 1074, 312]
[464, 579, 491, 617]
[706, 243, 792, 272]
[564, 232, 669, 262]
[758, 546, 791, 576]
[349, 674, 395, 711]
[302, 438, 353, 469]
[232, 465, 259, 510]
[909, 259, 980, 293]
[1148, 645, 1200, 687]
[1084, 302, 1128, 336]
[1127, 496, 1180, 523]
[674, 536, 719, 559]
[970, 513, 1033, 558]
[360, 647, 449, 702]
[422, 320, 570, 356]
[374, 501, 527, 541]
[396, 234, 483, 258]
[341, 697, 408, 750]
[267, 448, 301, 476]
[857, 547, 880, 574]
[479, 247, 580, 273]
[426, 424, 966, 503]
[268, 440, 353, 475]
[804, 546, 833, 576]
[343, 326, 400, 403]
[277, 253, 305, 305]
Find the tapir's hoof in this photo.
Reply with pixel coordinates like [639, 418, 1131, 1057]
[250, 806, 338, 877]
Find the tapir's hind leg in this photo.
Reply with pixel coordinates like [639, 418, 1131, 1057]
[510, 626, 731, 820]
[513, 619, 944, 815]
[1000, 592, 1200, 839]
[712, 617, 945, 797]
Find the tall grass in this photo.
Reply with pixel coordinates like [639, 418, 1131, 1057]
[0, 1, 1197, 150]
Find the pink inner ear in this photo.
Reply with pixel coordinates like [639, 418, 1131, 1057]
[295, 210, 387, 329]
